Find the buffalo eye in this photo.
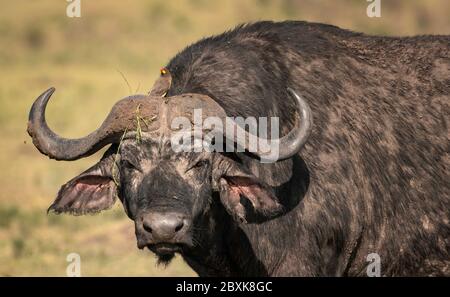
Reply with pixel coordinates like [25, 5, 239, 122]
[187, 158, 209, 171]
[194, 159, 208, 168]
[121, 159, 140, 173]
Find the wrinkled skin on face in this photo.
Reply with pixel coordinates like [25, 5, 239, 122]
[48, 136, 283, 264]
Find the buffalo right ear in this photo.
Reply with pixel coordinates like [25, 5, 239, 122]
[48, 146, 118, 215]
[213, 155, 283, 223]
[218, 176, 283, 224]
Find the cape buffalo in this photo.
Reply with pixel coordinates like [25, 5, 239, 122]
[27, 21, 449, 276]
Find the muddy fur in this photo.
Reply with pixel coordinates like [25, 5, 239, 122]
[164, 21, 449, 276]
[42, 21, 449, 276]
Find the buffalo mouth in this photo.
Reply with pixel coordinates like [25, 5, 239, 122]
[147, 243, 184, 265]
[147, 243, 182, 256]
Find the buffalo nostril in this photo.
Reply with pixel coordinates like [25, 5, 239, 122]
[174, 221, 184, 232]
[143, 221, 153, 233]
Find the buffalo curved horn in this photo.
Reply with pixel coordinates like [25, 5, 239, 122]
[176, 88, 312, 162]
[27, 88, 153, 161]
[273, 88, 313, 160]
[227, 88, 312, 161]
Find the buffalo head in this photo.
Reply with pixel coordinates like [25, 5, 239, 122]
[27, 71, 312, 263]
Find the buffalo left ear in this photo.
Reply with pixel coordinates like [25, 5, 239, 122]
[214, 158, 283, 223]
[48, 146, 118, 215]
[218, 176, 283, 223]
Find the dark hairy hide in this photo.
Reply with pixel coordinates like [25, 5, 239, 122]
[164, 21, 449, 276]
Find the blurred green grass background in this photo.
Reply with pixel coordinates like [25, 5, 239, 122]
[0, 0, 448, 276]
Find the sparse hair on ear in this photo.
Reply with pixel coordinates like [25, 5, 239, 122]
[213, 155, 283, 223]
[48, 146, 118, 215]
